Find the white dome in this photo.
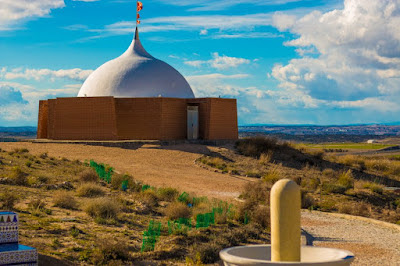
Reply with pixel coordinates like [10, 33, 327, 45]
[78, 28, 195, 98]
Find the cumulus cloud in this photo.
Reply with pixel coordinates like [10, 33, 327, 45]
[269, 0, 400, 116]
[0, 85, 28, 106]
[185, 53, 250, 70]
[0, 0, 65, 30]
[1, 67, 93, 82]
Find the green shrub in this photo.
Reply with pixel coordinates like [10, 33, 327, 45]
[53, 191, 79, 210]
[165, 202, 191, 220]
[0, 190, 18, 210]
[301, 191, 315, 209]
[25, 161, 32, 167]
[78, 169, 98, 183]
[77, 183, 105, 198]
[85, 197, 120, 220]
[157, 187, 179, 201]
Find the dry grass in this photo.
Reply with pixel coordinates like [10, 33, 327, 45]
[77, 183, 106, 197]
[91, 237, 130, 265]
[259, 151, 273, 165]
[85, 197, 120, 220]
[78, 169, 99, 183]
[0, 190, 18, 209]
[10, 166, 28, 186]
[53, 191, 79, 210]
[165, 201, 191, 220]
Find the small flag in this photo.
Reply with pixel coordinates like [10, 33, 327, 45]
[137, 20, 141, 24]
[137, 14, 140, 19]
[137, 1, 143, 12]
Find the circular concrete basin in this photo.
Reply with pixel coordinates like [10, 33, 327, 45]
[220, 245, 354, 266]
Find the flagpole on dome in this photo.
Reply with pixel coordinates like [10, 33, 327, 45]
[135, 0, 143, 39]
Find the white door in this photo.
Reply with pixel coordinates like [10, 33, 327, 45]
[187, 106, 199, 140]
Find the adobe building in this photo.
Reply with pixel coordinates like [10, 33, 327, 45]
[37, 28, 238, 141]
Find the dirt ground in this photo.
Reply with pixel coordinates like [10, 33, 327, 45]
[0, 142, 252, 201]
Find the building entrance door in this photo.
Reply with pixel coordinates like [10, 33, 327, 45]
[187, 106, 199, 140]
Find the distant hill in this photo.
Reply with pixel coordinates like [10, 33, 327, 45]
[0, 126, 37, 133]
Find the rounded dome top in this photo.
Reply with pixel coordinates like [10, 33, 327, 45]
[78, 28, 195, 98]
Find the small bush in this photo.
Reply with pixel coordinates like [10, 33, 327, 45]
[240, 180, 270, 204]
[78, 169, 98, 183]
[245, 170, 262, 178]
[77, 183, 105, 198]
[157, 187, 179, 202]
[322, 183, 347, 194]
[301, 191, 315, 209]
[235, 137, 281, 158]
[111, 174, 133, 190]
[85, 197, 120, 219]
[39, 152, 48, 159]
[337, 170, 354, 190]
[363, 182, 384, 194]
[250, 206, 270, 228]
[262, 165, 281, 184]
[10, 166, 28, 186]
[91, 238, 129, 265]
[25, 161, 32, 167]
[322, 168, 335, 178]
[200, 156, 228, 171]
[53, 191, 79, 210]
[138, 190, 158, 209]
[259, 151, 273, 165]
[0, 190, 18, 209]
[165, 202, 191, 220]
[29, 198, 46, 211]
[196, 241, 221, 264]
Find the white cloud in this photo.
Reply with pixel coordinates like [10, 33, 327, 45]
[156, 0, 303, 11]
[1, 67, 93, 82]
[0, 0, 65, 30]
[185, 53, 250, 70]
[269, 0, 400, 114]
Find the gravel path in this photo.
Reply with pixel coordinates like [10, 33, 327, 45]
[0, 142, 251, 201]
[302, 210, 400, 265]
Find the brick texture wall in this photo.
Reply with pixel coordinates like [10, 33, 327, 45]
[37, 97, 238, 141]
[37, 100, 48, 139]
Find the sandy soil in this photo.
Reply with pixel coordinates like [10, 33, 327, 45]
[2, 141, 399, 265]
[0, 142, 252, 201]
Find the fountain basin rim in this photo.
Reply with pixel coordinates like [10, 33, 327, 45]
[220, 244, 354, 265]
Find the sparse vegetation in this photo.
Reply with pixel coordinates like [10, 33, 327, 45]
[85, 197, 120, 220]
[0, 190, 18, 209]
[165, 201, 191, 220]
[78, 169, 99, 183]
[77, 183, 105, 197]
[53, 191, 79, 210]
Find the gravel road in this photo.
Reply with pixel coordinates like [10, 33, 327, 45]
[302, 210, 400, 265]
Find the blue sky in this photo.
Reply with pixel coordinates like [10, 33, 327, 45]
[0, 0, 399, 126]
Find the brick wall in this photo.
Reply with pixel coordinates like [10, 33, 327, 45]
[37, 97, 238, 141]
[208, 98, 238, 140]
[49, 97, 118, 140]
[37, 100, 48, 139]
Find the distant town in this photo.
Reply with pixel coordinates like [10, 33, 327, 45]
[239, 124, 400, 143]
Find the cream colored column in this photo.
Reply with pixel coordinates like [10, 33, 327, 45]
[270, 179, 301, 262]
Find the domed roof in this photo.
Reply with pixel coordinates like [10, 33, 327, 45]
[78, 28, 195, 98]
